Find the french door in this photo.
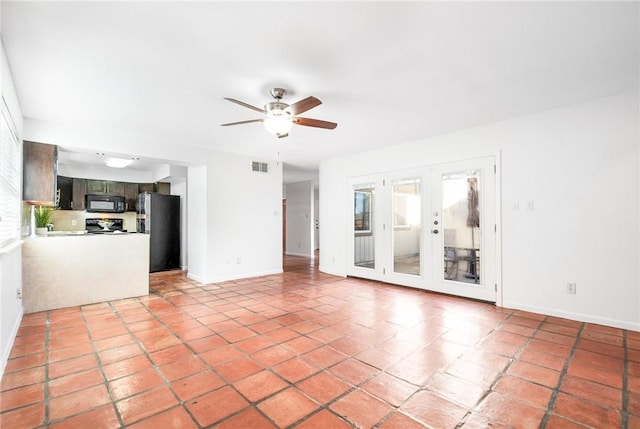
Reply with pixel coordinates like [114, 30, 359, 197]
[347, 157, 497, 302]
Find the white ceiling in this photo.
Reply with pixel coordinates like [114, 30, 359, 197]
[2, 1, 638, 183]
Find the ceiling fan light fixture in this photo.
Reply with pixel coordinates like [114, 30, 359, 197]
[222, 88, 337, 136]
[264, 105, 292, 137]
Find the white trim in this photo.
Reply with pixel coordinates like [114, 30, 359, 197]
[0, 306, 23, 384]
[187, 268, 284, 285]
[503, 301, 640, 332]
[285, 252, 315, 258]
[344, 155, 500, 302]
[494, 149, 503, 308]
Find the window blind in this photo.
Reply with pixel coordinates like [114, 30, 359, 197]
[0, 97, 21, 248]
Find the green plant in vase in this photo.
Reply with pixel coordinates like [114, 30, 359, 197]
[34, 205, 55, 235]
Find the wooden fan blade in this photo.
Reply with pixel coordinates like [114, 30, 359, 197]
[292, 117, 338, 130]
[224, 98, 264, 113]
[285, 96, 321, 116]
[221, 119, 264, 126]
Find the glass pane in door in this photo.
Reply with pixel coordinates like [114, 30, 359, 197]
[442, 171, 481, 284]
[393, 178, 421, 275]
[354, 185, 375, 269]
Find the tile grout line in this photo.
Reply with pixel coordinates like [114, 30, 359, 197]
[453, 310, 536, 428]
[114, 287, 205, 428]
[538, 321, 586, 429]
[192, 278, 356, 429]
[185, 276, 377, 429]
[82, 304, 127, 428]
[364, 306, 520, 428]
[43, 311, 51, 427]
[177, 277, 290, 428]
[138, 277, 302, 428]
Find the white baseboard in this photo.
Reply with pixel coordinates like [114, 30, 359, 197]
[0, 306, 23, 383]
[187, 268, 284, 285]
[285, 252, 314, 258]
[318, 265, 347, 278]
[502, 301, 640, 332]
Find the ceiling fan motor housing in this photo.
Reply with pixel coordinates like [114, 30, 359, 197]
[265, 101, 290, 117]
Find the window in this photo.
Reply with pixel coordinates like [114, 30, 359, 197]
[0, 98, 21, 248]
[354, 190, 372, 233]
[393, 178, 421, 228]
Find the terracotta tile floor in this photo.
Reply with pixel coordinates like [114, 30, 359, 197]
[2, 255, 638, 428]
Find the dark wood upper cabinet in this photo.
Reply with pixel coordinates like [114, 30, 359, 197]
[72, 178, 87, 210]
[55, 177, 170, 211]
[86, 180, 125, 196]
[106, 181, 125, 196]
[156, 182, 170, 195]
[57, 176, 73, 210]
[86, 179, 107, 195]
[138, 183, 154, 193]
[124, 182, 139, 212]
[23, 141, 58, 205]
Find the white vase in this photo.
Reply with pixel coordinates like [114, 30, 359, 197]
[35, 227, 48, 236]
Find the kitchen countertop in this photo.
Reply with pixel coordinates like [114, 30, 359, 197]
[43, 230, 137, 236]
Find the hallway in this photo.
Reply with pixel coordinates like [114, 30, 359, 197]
[1, 255, 636, 428]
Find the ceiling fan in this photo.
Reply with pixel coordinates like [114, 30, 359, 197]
[221, 88, 337, 138]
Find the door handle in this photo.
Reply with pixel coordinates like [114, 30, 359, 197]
[432, 229, 439, 234]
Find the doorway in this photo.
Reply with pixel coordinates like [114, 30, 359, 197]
[347, 156, 497, 302]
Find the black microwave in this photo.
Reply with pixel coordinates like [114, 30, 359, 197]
[85, 194, 126, 213]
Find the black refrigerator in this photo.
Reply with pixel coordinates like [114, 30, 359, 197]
[136, 192, 181, 273]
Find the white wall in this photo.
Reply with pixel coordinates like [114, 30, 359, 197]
[285, 181, 314, 258]
[58, 163, 160, 183]
[187, 152, 283, 283]
[187, 165, 207, 281]
[0, 40, 25, 380]
[320, 93, 639, 330]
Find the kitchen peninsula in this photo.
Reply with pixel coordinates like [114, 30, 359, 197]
[22, 232, 150, 313]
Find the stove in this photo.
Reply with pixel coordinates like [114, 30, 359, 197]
[85, 218, 126, 234]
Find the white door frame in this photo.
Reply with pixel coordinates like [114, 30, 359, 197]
[345, 154, 503, 305]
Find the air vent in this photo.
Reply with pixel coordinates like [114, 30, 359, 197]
[252, 162, 268, 173]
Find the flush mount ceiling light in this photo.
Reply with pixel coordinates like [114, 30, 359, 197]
[221, 88, 337, 138]
[105, 157, 134, 168]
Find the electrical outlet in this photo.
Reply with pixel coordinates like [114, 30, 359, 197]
[71, 219, 76, 226]
[16, 289, 22, 300]
[567, 282, 577, 294]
